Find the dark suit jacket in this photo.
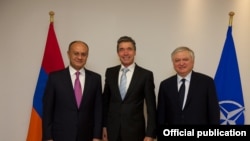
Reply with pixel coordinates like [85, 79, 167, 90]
[103, 64, 157, 141]
[42, 67, 102, 141]
[157, 71, 220, 126]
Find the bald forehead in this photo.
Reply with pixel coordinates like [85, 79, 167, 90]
[68, 41, 89, 51]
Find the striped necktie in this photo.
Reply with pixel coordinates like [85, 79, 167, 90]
[119, 68, 129, 100]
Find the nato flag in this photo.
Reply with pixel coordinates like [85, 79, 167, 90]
[214, 26, 245, 125]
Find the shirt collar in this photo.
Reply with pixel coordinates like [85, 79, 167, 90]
[120, 63, 135, 72]
[69, 66, 85, 76]
[177, 71, 192, 83]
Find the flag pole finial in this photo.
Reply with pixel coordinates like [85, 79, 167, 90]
[229, 11, 235, 26]
[49, 11, 55, 23]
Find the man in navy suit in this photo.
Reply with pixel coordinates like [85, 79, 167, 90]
[42, 40, 102, 141]
[102, 36, 157, 141]
[157, 46, 220, 127]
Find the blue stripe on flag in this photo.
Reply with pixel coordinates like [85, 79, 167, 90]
[33, 68, 48, 118]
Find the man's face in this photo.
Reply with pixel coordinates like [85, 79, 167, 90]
[117, 42, 136, 67]
[172, 50, 194, 77]
[67, 42, 88, 70]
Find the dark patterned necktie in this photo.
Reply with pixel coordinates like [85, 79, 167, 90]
[179, 78, 186, 109]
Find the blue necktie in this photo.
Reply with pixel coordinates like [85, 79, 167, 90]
[119, 68, 129, 100]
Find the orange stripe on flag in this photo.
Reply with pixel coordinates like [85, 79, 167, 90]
[26, 108, 42, 141]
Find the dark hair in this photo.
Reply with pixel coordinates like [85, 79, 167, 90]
[116, 36, 136, 52]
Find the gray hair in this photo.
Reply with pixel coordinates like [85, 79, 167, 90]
[171, 46, 195, 61]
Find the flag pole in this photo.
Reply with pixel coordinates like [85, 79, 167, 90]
[49, 11, 55, 23]
[229, 11, 234, 26]
[215, 11, 245, 125]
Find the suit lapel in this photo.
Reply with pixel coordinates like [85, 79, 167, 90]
[183, 71, 196, 110]
[114, 67, 121, 97]
[63, 68, 79, 109]
[124, 65, 139, 100]
[172, 75, 183, 110]
[79, 68, 96, 109]
[110, 66, 122, 100]
[80, 69, 88, 107]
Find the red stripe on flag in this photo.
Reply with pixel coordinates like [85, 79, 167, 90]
[42, 22, 64, 73]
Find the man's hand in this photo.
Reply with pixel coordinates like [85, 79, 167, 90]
[102, 127, 108, 141]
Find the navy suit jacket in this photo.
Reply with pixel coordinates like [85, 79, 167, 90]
[42, 67, 102, 141]
[103, 64, 157, 141]
[157, 71, 220, 125]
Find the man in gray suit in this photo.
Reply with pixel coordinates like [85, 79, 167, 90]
[102, 36, 157, 141]
[157, 46, 220, 126]
[42, 40, 102, 141]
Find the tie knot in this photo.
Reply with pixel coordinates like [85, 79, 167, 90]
[75, 71, 80, 77]
[122, 68, 129, 73]
[181, 78, 185, 83]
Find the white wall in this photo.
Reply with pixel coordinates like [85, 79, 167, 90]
[0, 0, 249, 140]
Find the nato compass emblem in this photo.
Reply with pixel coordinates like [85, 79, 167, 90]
[219, 100, 245, 125]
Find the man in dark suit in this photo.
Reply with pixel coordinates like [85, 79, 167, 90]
[42, 40, 102, 141]
[102, 36, 157, 141]
[157, 46, 220, 126]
